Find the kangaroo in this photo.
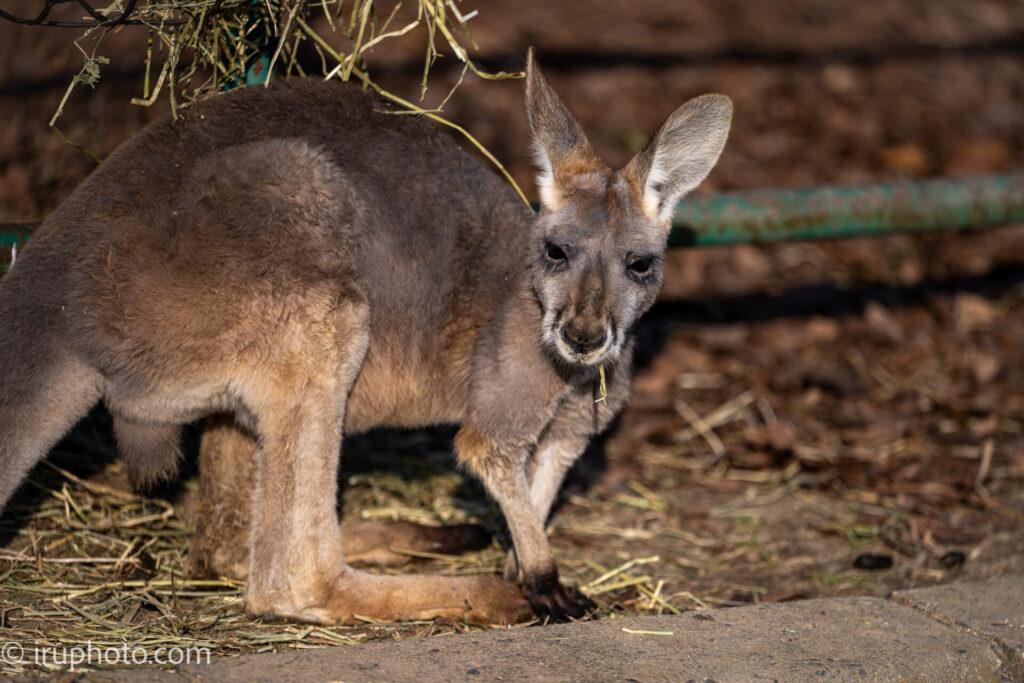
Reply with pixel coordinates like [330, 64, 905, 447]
[0, 51, 731, 624]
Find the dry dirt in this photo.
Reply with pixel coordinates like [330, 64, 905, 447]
[1, 0, 1023, 675]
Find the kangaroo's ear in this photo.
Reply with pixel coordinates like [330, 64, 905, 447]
[525, 48, 603, 211]
[624, 94, 732, 226]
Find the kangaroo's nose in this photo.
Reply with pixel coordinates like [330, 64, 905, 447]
[561, 325, 607, 354]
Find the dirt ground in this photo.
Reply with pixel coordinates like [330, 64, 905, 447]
[1, 0, 1023, 676]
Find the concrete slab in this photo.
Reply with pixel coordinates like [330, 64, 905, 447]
[893, 574, 1024, 679]
[120, 597, 1005, 682]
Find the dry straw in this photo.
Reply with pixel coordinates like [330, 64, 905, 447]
[0, 435, 700, 676]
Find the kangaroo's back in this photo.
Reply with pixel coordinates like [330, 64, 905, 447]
[42, 79, 531, 291]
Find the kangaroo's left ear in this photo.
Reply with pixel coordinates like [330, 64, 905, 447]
[624, 94, 732, 226]
[524, 48, 605, 211]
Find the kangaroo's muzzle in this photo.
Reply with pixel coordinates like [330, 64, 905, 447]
[554, 316, 613, 365]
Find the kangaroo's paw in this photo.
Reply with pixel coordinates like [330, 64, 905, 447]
[525, 572, 597, 623]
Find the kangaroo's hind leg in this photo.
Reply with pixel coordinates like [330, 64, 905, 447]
[184, 413, 256, 581]
[0, 275, 103, 512]
[186, 417, 493, 579]
[241, 298, 529, 625]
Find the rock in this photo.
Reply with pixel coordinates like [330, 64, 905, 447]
[893, 574, 1024, 680]
[120, 597, 1010, 682]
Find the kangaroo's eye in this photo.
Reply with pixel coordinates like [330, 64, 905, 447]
[628, 257, 651, 275]
[546, 243, 568, 262]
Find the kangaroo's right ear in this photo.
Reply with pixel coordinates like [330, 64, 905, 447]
[525, 48, 603, 211]
[624, 94, 732, 228]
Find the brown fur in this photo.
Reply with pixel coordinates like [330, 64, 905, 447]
[0, 50, 730, 624]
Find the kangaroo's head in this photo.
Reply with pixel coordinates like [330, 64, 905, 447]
[525, 50, 732, 367]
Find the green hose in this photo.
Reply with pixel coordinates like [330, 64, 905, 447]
[668, 173, 1024, 247]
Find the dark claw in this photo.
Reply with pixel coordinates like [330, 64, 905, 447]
[525, 576, 597, 623]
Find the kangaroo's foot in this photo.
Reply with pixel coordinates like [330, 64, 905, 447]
[500, 538, 596, 623]
[246, 567, 533, 626]
[458, 426, 597, 625]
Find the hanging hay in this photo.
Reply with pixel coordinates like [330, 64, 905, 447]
[0, 0, 518, 112]
[0, 0, 528, 199]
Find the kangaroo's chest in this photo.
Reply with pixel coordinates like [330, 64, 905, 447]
[342, 309, 482, 434]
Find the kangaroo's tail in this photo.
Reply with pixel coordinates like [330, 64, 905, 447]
[0, 259, 103, 512]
